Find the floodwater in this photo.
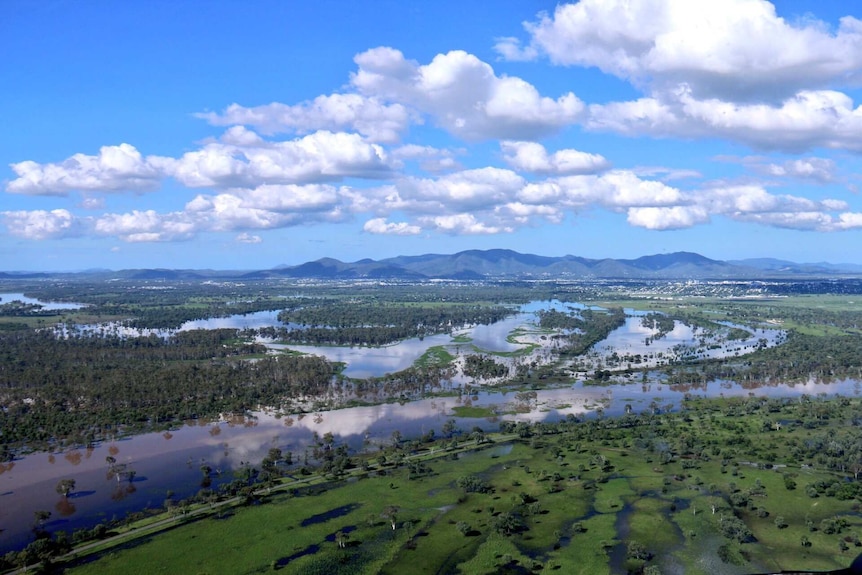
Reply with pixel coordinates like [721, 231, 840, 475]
[0, 293, 85, 311]
[2, 375, 858, 553]
[56, 309, 302, 339]
[0, 298, 826, 554]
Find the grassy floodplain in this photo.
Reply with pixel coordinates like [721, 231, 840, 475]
[60, 395, 862, 575]
[5, 282, 862, 572]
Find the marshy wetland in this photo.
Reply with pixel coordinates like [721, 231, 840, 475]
[2, 278, 862, 573]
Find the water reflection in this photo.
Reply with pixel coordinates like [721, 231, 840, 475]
[1, 373, 858, 554]
[0, 300, 798, 553]
[0, 293, 85, 311]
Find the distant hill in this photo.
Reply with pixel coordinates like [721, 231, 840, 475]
[256, 250, 860, 280]
[5, 250, 862, 281]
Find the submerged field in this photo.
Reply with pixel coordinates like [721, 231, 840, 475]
[4, 280, 862, 573]
[65, 396, 862, 575]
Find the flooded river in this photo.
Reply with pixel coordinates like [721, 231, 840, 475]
[0, 298, 843, 554]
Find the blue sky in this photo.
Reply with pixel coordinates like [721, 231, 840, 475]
[3, 0, 862, 271]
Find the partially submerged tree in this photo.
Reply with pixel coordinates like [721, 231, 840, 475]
[55, 478, 75, 498]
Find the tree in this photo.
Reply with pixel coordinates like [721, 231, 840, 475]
[627, 540, 652, 561]
[491, 512, 522, 536]
[56, 478, 75, 498]
[334, 530, 349, 549]
[33, 510, 51, 526]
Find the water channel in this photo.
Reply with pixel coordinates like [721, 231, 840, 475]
[0, 293, 85, 311]
[1, 297, 853, 555]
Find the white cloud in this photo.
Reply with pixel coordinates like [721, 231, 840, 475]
[587, 87, 862, 153]
[351, 47, 584, 140]
[163, 130, 392, 188]
[420, 213, 513, 235]
[494, 202, 564, 224]
[1, 209, 79, 239]
[492, 37, 538, 62]
[501, 141, 610, 175]
[627, 206, 710, 230]
[7, 144, 163, 196]
[390, 144, 462, 172]
[834, 212, 862, 230]
[7, 132, 392, 199]
[93, 210, 196, 242]
[734, 211, 838, 231]
[392, 167, 525, 213]
[758, 157, 837, 183]
[219, 126, 266, 147]
[362, 217, 421, 235]
[196, 94, 413, 144]
[534, 171, 684, 210]
[519, 0, 862, 101]
[236, 232, 262, 244]
[500, 1, 862, 154]
[208, 184, 341, 213]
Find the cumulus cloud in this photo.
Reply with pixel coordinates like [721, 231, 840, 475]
[162, 130, 392, 188]
[7, 144, 164, 196]
[501, 141, 610, 175]
[351, 47, 584, 140]
[4, 164, 858, 242]
[6, 131, 392, 200]
[389, 167, 525, 214]
[515, 0, 862, 101]
[93, 210, 196, 242]
[492, 1, 862, 154]
[587, 87, 862, 152]
[196, 94, 413, 144]
[523, 171, 684, 211]
[627, 206, 710, 230]
[362, 217, 421, 235]
[2, 209, 80, 239]
[420, 213, 513, 235]
[184, 184, 348, 233]
[494, 202, 564, 225]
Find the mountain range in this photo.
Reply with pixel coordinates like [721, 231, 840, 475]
[3, 250, 862, 280]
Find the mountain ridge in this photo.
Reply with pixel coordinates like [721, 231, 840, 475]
[4, 250, 862, 280]
[249, 250, 861, 280]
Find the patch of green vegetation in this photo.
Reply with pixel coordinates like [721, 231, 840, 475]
[414, 345, 455, 369]
[451, 405, 497, 418]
